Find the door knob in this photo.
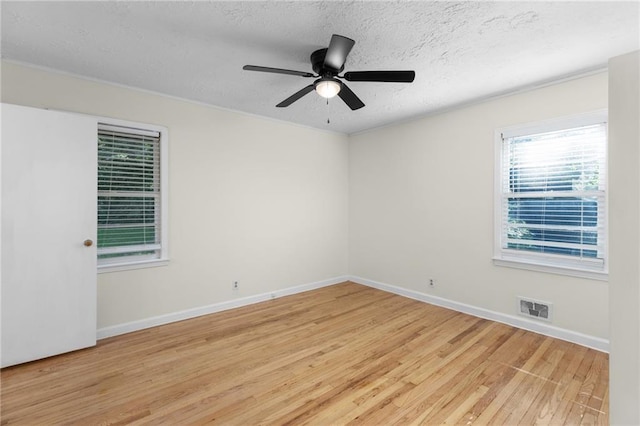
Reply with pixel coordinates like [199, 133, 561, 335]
[83, 239, 93, 247]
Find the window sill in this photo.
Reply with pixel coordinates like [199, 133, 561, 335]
[493, 257, 608, 282]
[98, 258, 169, 274]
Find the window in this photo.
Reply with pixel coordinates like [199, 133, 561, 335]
[494, 111, 607, 279]
[97, 122, 168, 271]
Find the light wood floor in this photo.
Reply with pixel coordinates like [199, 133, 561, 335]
[1, 282, 608, 425]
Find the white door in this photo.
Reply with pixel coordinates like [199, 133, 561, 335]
[1, 103, 97, 367]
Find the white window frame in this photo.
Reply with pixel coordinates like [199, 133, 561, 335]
[97, 117, 169, 273]
[493, 110, 608, 281]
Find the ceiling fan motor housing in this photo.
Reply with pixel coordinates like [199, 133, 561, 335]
[311, 48, 343, 76]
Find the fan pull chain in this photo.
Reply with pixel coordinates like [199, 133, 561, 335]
[326, 97, 330, 124]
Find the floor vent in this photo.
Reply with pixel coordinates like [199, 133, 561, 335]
[517, 297, 552, 322]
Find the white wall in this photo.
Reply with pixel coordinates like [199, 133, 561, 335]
[608, 50, 640, 425]
[349, 72, 610, 340]
[0, 61, 349, 330]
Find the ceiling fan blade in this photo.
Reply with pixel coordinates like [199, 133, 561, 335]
[343, 71, 416, 83]
[276, 84, 316, 107]
[337, 82, 365, 110]
[324, 34, 355, 71]
[243, 65, 314, 78]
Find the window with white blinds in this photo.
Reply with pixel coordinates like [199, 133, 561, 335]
[98, 123, 167, 268]
[495, 111, 607, 278]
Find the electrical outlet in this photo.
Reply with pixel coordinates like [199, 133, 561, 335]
[429, 278, 435, 288]
[233, 280, 239, 290]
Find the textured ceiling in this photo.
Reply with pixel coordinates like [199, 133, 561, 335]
[1, 1, 638, 134]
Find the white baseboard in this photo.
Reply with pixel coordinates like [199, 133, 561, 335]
[97, 274, 609, 353]
[97, 275, 349, 340]
[350, 275, 609, 353]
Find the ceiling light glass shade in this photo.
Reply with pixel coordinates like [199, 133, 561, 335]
[315, 79, 341, 98]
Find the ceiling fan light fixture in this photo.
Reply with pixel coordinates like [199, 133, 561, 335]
[315, 78, 341, 98]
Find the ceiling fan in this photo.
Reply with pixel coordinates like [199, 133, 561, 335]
[243, 34, 415, 111]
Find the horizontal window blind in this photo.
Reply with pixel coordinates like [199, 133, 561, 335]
[500, 122, 607, 267]
[98, 124, 161, 262]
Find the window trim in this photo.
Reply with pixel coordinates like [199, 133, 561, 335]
[97, 117, 169, 273]
[493, 110, 608, 281]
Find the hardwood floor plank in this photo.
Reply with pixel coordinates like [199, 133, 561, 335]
[549, 348, 598, 425]
[0, 282, 609, 425]
[442, 385, 489, 425]
[519, 341, 584, 425]
[501, 343, 565, 425]
[585, 351, 609, 415]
